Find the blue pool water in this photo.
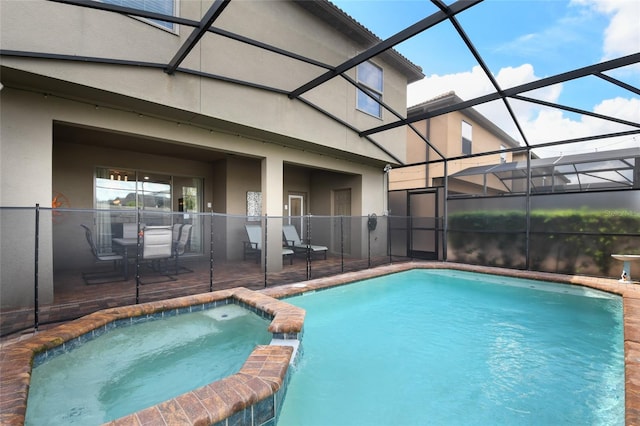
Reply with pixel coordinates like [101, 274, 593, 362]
[25, 304, 271, 425]
[278, 269, 624, 425]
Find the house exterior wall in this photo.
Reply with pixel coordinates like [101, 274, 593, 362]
[0, 0, 410, 164]
[391, 121, 428, 190]
[0, 0, 417, 215]
[1, 0, 420, 307]
[0, 89, 55, 307]
[391, 104, 517, 194]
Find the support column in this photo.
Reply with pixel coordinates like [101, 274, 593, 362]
[261, 156, 284, 272]
[1, 89, 54, 307]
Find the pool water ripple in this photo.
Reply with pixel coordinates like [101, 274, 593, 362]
[278, 269, 624, 425]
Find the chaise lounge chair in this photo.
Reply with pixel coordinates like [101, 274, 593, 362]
[282, 224, 328, 259]
[244, 224, 294, 264]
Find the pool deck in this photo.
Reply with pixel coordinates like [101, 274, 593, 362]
[1, 261, 639, 425]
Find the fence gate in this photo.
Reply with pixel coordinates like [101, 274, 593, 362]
[408, 190, 439, 260]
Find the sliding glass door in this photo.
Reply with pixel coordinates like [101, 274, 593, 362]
[94, 168, 202, 254]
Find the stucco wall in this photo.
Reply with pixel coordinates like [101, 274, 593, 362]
[0, 85, 388, 306]
[0, 0, 409, 164]
[0, 89, 54, 307]
[1, 0, 409, 306]
[396, 110, 518, 193]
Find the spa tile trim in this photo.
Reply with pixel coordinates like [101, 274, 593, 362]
[112, 345, 294, 426]
[32, 298, 235, 367]
[28, 288, 307, 368]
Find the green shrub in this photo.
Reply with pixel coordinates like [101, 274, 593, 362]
[448, 209, 640, 275]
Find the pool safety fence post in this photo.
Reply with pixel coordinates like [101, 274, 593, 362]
[525, 150, 533, 271]
[367, 216, 371, 269]
[34, 203, 40, 331]
[209, 210, 214, 292]
[443, 160, 448, 262]
[387, 215, 392, 264]
[408, 215, 413, 260]
[264, 215, 268, 288]
[135, 209, 141, 304]
[340, 216, 344, 273]
[308, 217, 311, 279]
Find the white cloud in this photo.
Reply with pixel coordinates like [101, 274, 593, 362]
[408, 63, 560, 109]
[407, 66, 489, 107]
[407, 63, 562, 142]
[407, 65, 638, 157]
[571, 0, 640, 60]
[593, 97, 640, 123]
[406, 0, 639, 159]
[517, 97, 639, 156]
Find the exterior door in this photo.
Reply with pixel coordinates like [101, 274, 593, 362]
[333, 189, 351, 253]
[408, 190, 439, 259]
[288, 194, 304, 235]
[174, 176, 203, 254]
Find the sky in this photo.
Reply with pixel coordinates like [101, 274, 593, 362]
[331, 0, 640, 157]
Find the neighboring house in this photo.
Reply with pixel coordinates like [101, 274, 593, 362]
[391, 91, 591, 196]
[0, 0, 423, 306]
[390, 91, 523, 195]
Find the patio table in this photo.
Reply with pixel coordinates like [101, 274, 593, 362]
[112, 237, 138, 280]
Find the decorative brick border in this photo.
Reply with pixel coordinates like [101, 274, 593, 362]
[110, 344, 293, 425]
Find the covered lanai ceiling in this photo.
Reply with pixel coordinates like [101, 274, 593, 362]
[2, 0, 639, 165]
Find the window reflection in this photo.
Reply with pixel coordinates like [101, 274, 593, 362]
[96, 168, 138, 209]
[95, 168, 203, 255]
[96, 169, 172, 211]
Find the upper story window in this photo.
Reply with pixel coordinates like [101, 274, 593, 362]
[500, 144, 507, 163]
[356, 61, 383, 118]
[461, 121, 472, 155]
[102, 0, 176, 31]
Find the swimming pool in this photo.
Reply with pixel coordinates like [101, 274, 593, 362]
[25, 304, 272, 424]
[278, 269, 624, 425]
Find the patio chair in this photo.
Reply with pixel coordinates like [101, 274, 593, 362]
[140, 226, 175, 283]
[172, 223, 183, 242]
[173, 224, 193, 274]
[123, 222, 141, 239]
[80, 224, 125, 284]
[244, 224, 294, 264]
[282, 224, 328, 259]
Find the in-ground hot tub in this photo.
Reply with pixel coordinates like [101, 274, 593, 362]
[2, 288, 305, 426]
[27, 304, 274, 424]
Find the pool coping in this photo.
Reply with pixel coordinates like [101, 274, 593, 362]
[1, 261, 639, 425]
